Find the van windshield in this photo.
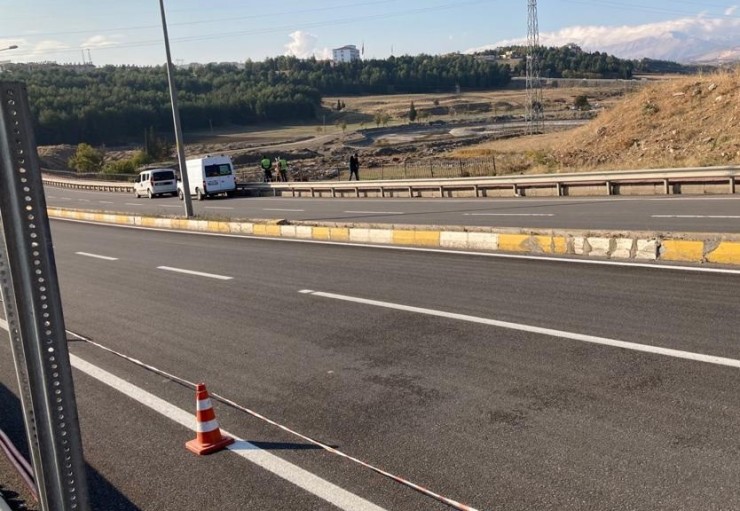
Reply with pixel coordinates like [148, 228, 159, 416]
[205, 164, 232, 177]
[151, 170, 175, 181]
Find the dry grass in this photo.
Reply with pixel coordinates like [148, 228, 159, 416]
[453, 70, 740, 173]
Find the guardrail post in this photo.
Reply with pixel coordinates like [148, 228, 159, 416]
[663, 179, 670, 195]
[730, 177, 735, 194]
[355, 187, 359, 198]
[605, 181, 612, 196]
[556, 182, 562, 197]
[474, 184, 479, 198]
[513, 184, 519, 197]
[331, 188, 336, 198]
[439, 186, 444, 198]
[408, 186, 413, 198]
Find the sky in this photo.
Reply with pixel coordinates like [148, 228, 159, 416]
[1, 0, 739, 65]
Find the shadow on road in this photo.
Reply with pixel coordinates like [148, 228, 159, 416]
[0, 383, 141, 511]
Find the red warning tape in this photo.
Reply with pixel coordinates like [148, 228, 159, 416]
[67, 329, 481, 511]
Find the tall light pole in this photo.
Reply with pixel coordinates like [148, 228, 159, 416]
[526, 0, 544, 135]
[158, 0, 194, 218]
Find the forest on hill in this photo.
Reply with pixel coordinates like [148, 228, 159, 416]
[4, 54, 510, 146]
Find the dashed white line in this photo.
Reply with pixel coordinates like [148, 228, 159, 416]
[344, 211, 405, 215]
[78, 199, 90, 202]
[301, 290, 740, 369]
[205, 206, 234, 210]
[652, 214, 740, 219]
[160, 205, 183, 209]
[264, 208, 305, 212]
[75, 252, 118, 261]
[125, 203, 143, 206]
[98, 201, 114, 204]
[157, 266, 233, 280]
[463, 213, 555, 217]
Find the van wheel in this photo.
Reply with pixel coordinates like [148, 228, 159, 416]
[196, 188, 204, 201]
[147, 189, 153, 199]
[226, 190, 235, 198]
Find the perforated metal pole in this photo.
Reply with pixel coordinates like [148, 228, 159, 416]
[0, 81, 90, 511]
[526, 0, 544, 135]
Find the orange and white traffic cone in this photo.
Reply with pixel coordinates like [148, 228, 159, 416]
[185, 383, 234, 455]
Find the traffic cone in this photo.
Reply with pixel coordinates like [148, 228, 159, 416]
[185, 383, 234, 455]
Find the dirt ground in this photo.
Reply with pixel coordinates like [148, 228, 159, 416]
[39, 72, 740, 179]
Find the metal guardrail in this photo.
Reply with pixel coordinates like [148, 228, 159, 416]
[42, 166, 739, 199]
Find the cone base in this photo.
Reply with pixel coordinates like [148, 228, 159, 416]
[186, 435, 235, 455]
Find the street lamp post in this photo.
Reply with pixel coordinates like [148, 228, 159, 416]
[158, 0, 194, 218]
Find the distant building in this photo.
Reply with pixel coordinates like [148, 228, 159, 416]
[332, 45, 360, 63]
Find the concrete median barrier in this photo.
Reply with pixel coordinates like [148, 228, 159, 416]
[47, 207, 740, 267]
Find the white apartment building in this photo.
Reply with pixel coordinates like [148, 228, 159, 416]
[332, 45, 361, 63]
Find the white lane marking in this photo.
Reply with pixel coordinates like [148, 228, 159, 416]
[59, 197, 72, 201]
[301, 290, 740, 369]
[344, 211, 405, 215]
[160, 205, 182, 209]
[75, 252, 118, 261]
[78, 199, 90, 202]
[157, 266, 233, 280]
[264, 208, 305, 212]
[125, 203, 143, 206]
[463, 213, 555, 217]
[205, 206, 234, 210]
[62, 354, 387, 511]
[98, 201, 114, 204]
[652, 215, 740, 219]
[47, 195, 56, 198]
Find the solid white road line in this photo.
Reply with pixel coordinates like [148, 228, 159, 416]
[652, 214, 740, 219]
[344, 211, 404, 215]
[160, 205, 183, 208]
[124, 203, 143, 206]
[75, 252, 118, 261]
[263, 208, 305, 212]
[68, 356, 388, 511]
[98, 201, 114, 204]
[78, 199, 90, 202]
[463, 213, 555, 217]
[204, 206, 234, 210]
[300, 290, 740, 369]
[157, 266, 233, 280]
[0, 319, 386, 511]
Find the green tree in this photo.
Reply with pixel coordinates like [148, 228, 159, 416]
[408, 101, 417, 122]
[574, 95, 591, 111]
[68, 143, 105, 173]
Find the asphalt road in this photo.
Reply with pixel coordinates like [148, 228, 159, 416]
[44, 187, 740, 233]
[1, 220, 740, 510]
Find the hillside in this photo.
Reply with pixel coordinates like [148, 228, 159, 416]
[456, 70, 740, 172]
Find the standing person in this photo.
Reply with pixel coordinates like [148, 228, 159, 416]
[279, 156, 289, 182]
[273, 156, 282, 182]
[260, 155, 273, 182]
[349, 153, 360, 181]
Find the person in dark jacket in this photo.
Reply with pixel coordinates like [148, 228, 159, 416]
[348, 153, 360, 181]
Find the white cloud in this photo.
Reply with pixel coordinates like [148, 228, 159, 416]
[284, 31, 330, 59]
[81, 35, 122, 49]
[33, 40, 70, 55]
[726, 5, 738, 15]
[466, 14, 740, 60]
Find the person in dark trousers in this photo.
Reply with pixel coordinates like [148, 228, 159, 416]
[349, 153, 360, 181]
[260, 155, 273, 182]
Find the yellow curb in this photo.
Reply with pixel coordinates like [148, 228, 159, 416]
[392, 230, 440, 246]
[312, 226, 331, 240]
[498, 233, 530, 252]
[535, 235, 568, 254]
[706, 241, 740, 264]
[661, 240, 705, 262]
[329, 227, 350, 241]
[253, 223, 281, 236]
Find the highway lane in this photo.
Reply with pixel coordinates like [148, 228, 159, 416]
[44, 186, 740, 233]
[1, 219, 740, 510]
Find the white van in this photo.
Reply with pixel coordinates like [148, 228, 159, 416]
[178, 155, 237, 200]
[133, 168, 178, 198]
